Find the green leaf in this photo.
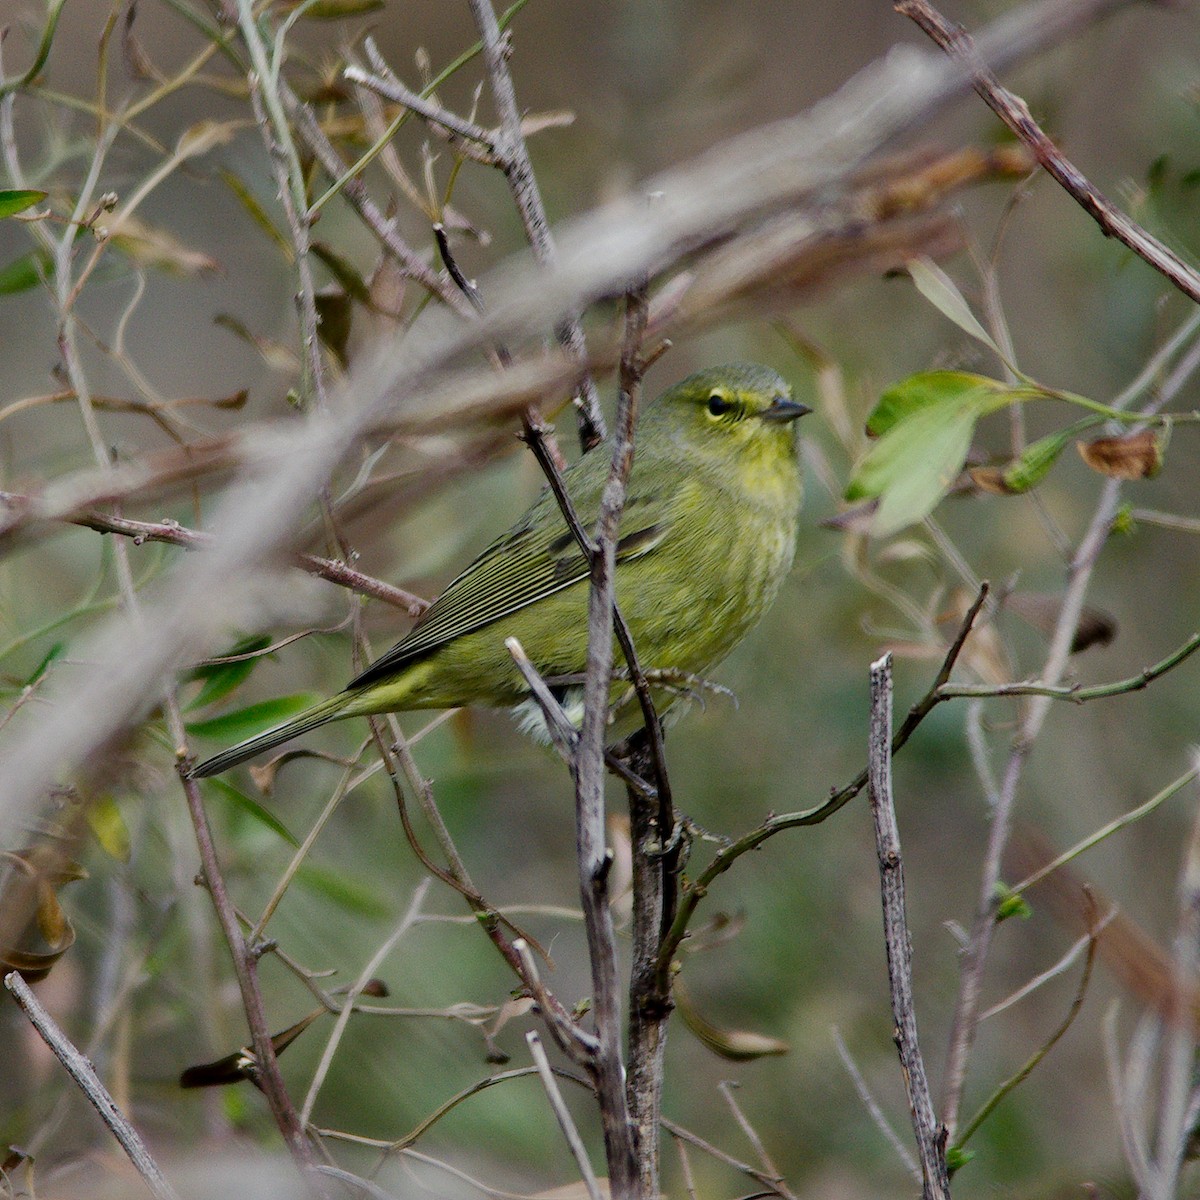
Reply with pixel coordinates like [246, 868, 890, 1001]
[849, 373, 1014, 536]
[908, 257, 1004, 359]
[864, 371, 1005, 437]
[993, 883, 1032, 922]
[295, 862, 390, 917]
[1001, 427, 1075, 493]
[219, 169, 292, 257]
[185, 634, 274, 711]
[204, 778, 300, 847]
[23, 642, 65, 686]
[946, 1146, 975, 1175]
[0, 247, 52, 295]
[0, 190, 46, 219]
[286, 0, 385, 17]
[186, 693, 320, 742]
[312, 242, 371, 303]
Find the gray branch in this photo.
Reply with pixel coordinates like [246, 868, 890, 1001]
[867, 654, 950, 1200]
[5, 971, 182, 1200]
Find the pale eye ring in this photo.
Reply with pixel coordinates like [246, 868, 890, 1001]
[707, 393, 733, 417]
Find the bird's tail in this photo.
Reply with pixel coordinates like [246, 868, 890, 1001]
[188, 694, 351, 778]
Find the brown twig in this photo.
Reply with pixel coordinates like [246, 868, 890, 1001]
[896, 0, 1200, 305]
[69, 508, 429, 615]
[344, 62, 497, 156]
[466, 0, 605, 450]
[5, 971, 182, 1200]
[172, 732, 321, 1178]
[526, 1030, 605, 1200]
[569, 291, 641, 1190]
[282, 80, 470, 315]
[866, 653, 950, 1200]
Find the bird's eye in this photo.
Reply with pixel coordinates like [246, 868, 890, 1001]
[707, 393, 733, 417]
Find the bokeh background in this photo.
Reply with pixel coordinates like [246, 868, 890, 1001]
[3, 0, 1200, 1196]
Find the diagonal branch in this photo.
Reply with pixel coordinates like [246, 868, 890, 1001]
[896, 0, 1200, 304]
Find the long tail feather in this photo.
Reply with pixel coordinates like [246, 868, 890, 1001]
[188, 695, 350, 778]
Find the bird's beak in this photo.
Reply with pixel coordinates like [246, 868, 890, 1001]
[758, 397, 812, 424]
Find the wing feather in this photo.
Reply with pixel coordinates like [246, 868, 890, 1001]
[347, 485, 666, 691]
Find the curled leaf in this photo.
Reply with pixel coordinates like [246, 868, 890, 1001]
[675, 982, 789, 1062]
[0, 844, 87, 983]
[1077, 428, 1166, 480]
[1005, 592, 1117, 654]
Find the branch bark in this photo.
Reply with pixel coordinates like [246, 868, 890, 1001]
[867, 653, 950, 1200]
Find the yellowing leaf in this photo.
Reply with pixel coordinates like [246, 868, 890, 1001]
[907, 256, 1004, 359]
[87, 796, 132, 862]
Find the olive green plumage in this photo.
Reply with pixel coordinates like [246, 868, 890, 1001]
[188, 364, 809, 778]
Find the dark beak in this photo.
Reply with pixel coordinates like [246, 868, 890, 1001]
[759, 397, 812, 424]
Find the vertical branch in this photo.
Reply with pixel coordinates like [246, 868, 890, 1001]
[616, 284, 674, 1198]
[467, 0, 606, 450]
[1149, 767, 1200, 1198]
[867, 654, 950, 1200]
[566, 283, 653, 1194]
[624, 732, 671, 1198]
[171, 734, 322, 1178]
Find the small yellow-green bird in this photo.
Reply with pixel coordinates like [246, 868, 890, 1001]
[189, 364, 809, 777]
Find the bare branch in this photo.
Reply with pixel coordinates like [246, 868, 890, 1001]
[897, 0, 1200, 304]
[526, 1031, 605, 1200]
[5, 970, 182, 1200]
[466, 0, 605, 449]
[867, 653, 950, 1200]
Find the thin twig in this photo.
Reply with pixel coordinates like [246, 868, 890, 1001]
[466, 0, 605, 449]
[936, 633, 1200, 705]
[718, 1080, 788, 1187]
[282, 81, 469, 313]
[1150, 765, 1200, 1196]
[953, 913, 1100, 1154]
[660, 1117, 794, 1199]
[5, 971, 182, 1200]
[655, 583, 991, 976]
[1012, 768, 1199, 896]
[833, 1026, 920, 1180]
[896, 0, 1200, 303]
[515, 938, 599, 1064]
[866, 653, 950, 1200]
[526, 1031, 605, 1200]
[506, 637, 579, 761]
[300, 881, 431, 1125]
[344, 65, 496, 151]
[980, 910, 1115, 1021]
[70, 508, 429, 615]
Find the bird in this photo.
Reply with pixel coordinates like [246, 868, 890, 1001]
[188, 363, 810, 778]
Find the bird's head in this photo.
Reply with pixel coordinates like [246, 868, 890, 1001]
[647, 363, 811, 474]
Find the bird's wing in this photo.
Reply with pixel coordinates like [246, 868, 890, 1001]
[346, 487, 668, 690]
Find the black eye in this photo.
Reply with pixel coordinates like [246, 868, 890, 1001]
[707, 393, 732, 417]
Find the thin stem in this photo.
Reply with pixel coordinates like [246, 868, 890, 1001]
[466, 0, 605, 449]
[526, 1032, 605, 1200]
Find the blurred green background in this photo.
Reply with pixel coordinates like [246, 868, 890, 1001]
[2, 0, 1200, 1196]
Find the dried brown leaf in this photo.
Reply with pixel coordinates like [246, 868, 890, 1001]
[1077, 428, 1165, 480]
